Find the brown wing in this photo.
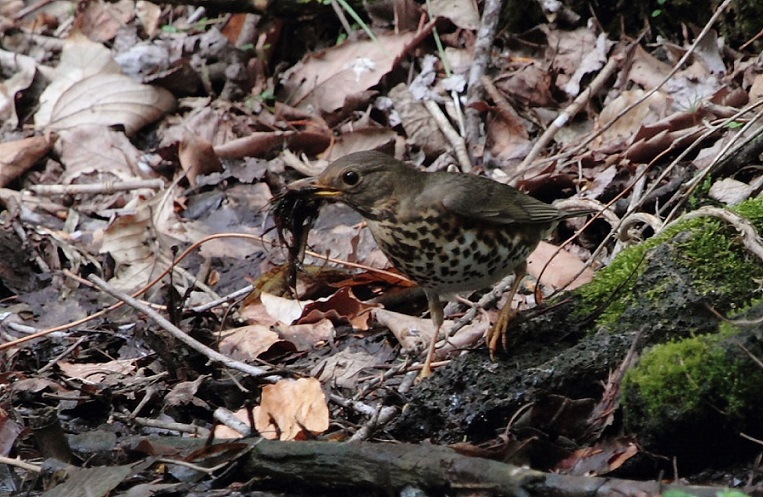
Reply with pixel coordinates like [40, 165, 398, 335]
[439, 173, 564, 224]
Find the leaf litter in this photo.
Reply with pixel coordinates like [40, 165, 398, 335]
[0, 0, 761, 494]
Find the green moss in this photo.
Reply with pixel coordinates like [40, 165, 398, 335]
[575, 197, 763, 326]
[674, 217, 763, 303]
[622, 323, 762, 420]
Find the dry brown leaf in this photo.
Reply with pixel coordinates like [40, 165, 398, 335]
[214, 131, 294, 159]
[282, 32, 417, 114]
[555, 437, 638, 476]
[388, 83, 449, 156]
[58, 359, 136, 384]
[55, 125, 143, 183]
[275, 319, 336, 351]
[708, 178, 753, 205]
[0, 134, 56, 188]
[312, 348, 379, 389]
[35, 32, 122, 126]
[179, 132, 223, 185]
[427, 0, 479, 30]
[562, 33, 612, 97]
[592, 89, 670, 151]
[297, 287, 379, 331]
[219, 325, 286, 361]
[545, 26, 599, 94]
[626, 45, 672, 90]
[527, 241, 593, 291]
[253, 378, 329, 440]
[486, 110, 532, 162]
[164, 375, 209, 408]
[44, 73, 175, 136]
[494, 63, 556, 107]
[260, 292, 310, 325]
[77, 0, 135, 42]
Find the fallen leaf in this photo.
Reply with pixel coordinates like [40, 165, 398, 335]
[428, 0, 479, 29]
[298, 287, 379, 331]
[58, 359, 136, 384]
[179, 132, 223, 186]
[35, 32, 175, 136]
[219, 324, 295, 360]
[253, 378, 329, 440]
[0, 134, 56, 187]
[527, 241, 593, 290]
[312, 348, 379, 389]
[282, 32, 417, 114]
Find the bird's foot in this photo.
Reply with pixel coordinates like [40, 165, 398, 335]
[487, 305, 516, 361]
[416, 363, 433, 382]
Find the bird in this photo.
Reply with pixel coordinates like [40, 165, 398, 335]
[286, 150, 593, 378]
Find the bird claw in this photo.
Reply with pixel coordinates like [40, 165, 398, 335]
[416, 364, 433, 382]
[486, 305, 517, 361]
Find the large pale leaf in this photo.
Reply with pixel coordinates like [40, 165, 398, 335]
[35, 32, 175, 136]
[43, 73, 175, 136]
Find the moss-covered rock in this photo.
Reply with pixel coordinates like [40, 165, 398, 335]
[621, 301, 763, 471]
[577, 197, 763, 333]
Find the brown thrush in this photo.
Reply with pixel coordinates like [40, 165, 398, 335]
[287, 151, 593, 377]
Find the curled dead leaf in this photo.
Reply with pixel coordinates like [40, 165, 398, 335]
[253, 378, 329, 440]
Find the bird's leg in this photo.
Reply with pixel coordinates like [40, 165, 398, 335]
[487, 261, 528, 361]
[419, 290, 444, 379]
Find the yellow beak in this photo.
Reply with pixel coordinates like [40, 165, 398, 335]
[286, 177, 342, 198]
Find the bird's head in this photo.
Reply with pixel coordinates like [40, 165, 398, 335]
[287, 151, 416, 219]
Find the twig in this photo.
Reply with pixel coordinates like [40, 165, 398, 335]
[348, 404, 399, 442]
[214, 407, 254, 437]
[191, 285, 254, 313]
[87, 275, 279, 381]
[156, 457, 230, 475]
[662, 104, 763, 225]
[0, 231, 410, 352]
[513, 52, 621, 179]
[0, 455, 42, 473]
[113, 413, 211, 437]
[28, 179, 165, 196]
[38, 337, 87, 374]
[463, 0, 502, 162]
[424, 100, 471, 172]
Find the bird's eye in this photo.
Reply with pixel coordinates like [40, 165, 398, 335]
[342, 170, 360, 186]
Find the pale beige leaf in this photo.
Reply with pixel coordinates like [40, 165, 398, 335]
[527, 241, 593, 290]
[261, 292, 310, 325]
[219, 325, 281, 361]
[45, 73, 175, 136]
[428, 0, 479, 30]
[98, 195, 161, 290]
[58, 359, 136, 384]
[35, 31, 120, 127]
[312, 348, 378, 389]
[34, 32, 175, 135]
[253, 378, 329, 440]
[55, 125, 142, 183]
